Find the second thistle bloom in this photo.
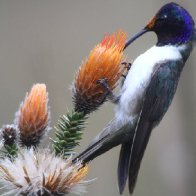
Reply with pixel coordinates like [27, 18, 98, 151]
[16, 84, 50, 147]
[0, 148, 89, 195]
[72, 31, 127, 114]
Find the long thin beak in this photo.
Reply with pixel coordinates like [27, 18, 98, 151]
[124, 28, 149, 50]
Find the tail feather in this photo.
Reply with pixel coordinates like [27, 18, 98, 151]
[118, 140, 132, 194]
[128, 160, 142, 194]
[128, 122, 153, 194]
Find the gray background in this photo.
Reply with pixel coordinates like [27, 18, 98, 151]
[0, 0, 195, 196]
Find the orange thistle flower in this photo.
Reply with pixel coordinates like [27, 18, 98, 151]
[72, 30, 127, 114]
[16, 84, 50, 147]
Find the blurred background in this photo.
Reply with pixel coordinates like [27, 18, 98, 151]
[0, 0, 195, 195]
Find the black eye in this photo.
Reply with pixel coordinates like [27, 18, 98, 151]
[158, 14, 168, 21]
[163, 14, 168, 19]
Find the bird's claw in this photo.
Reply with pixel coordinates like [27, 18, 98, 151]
[97, 78, 110, 92]
[121, 62, 132, 71]
[97, 78, 119, 104]
[120, 62, 132, 86]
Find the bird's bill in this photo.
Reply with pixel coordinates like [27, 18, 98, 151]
[124, 28, 149, 50]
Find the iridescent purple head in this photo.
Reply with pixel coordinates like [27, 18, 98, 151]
[124, 3, 195, 49]
[148, 2, 195, 45]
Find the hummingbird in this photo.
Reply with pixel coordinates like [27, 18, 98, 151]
[73, 2, 196, 194]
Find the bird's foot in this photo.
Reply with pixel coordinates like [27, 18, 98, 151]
[121, 62, 132, 78]
[121, 62, 132, 71]
[97, 78, 119, 104]
[121, 62, 132, 86]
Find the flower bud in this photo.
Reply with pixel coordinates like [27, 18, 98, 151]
[16, 84, 50, 147]
[1, 124, 18, 146]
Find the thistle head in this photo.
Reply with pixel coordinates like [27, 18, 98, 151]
[15, 84, 50, 147]
[72, 30, 127, 115]
[0, 148, 90, 195]
[1, 124, 18, 147]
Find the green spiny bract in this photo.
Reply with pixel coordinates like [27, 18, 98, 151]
[52, 111, 87, 157]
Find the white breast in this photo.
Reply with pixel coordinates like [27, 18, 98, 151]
[115, 45, 183, 121]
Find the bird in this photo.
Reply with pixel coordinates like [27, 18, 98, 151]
[73, 2, 196, 195]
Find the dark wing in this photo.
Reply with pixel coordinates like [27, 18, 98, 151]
[72, 117, 135, 164]
[128, 60, 183, 194]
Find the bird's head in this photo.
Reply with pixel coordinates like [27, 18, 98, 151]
[124, 2, 195, 48]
